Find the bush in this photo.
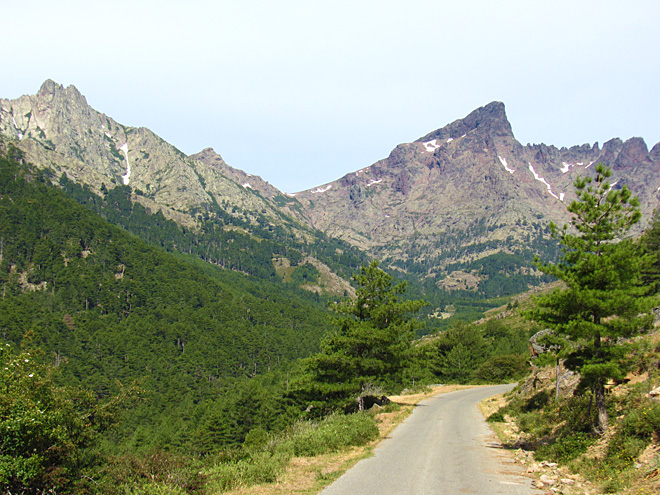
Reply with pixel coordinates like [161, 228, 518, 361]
[618, 402, 660, 440]
[101, 450, 206, 495]
[535, 432, 595, 463]
[476, 354, 529, 382]
[486, 411, 505, 423]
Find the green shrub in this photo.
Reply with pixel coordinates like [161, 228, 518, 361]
[535, 432, 595, 463]
[618, 402, 660, 440]
[476, 354, 529, 382]
[101, 450, 205, 495]
[118, 482, 188, 495]
[486, 411, 505, 423]
[522, 390, 550, 412]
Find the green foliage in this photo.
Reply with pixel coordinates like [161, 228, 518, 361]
[421, 317, 531, 384]
[0, 153, 333, 452]
[0, 344, 141, 494]
[101, 449, 205, 495]
[289, 262, 320, 285]
[475, 354, 528, 382]
[535, 431, 595, 464]
[292, 261, 426, 411]
[528, 164, 654, 432]
[205, 451, 287, 493]
[203, 412, 378, 493]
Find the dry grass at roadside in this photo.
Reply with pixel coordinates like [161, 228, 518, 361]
[219, 385, 477, 495]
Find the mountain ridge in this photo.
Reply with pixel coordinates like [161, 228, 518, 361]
[2, 80, 659, 295]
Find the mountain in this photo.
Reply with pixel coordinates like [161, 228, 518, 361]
[293, 102, 660, 288]
[0, 79, 309, 234]
[0, 80, 370, 296]
[2, 81, 659, 298]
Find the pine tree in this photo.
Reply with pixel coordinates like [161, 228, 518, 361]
[292, 261, 426, 412]
[529, 164, 654, 432]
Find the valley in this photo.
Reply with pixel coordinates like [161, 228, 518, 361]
[1, 80, 659, 494]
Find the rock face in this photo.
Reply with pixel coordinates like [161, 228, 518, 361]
[293, 102, 660, 277]
[0, 80, 310, 234]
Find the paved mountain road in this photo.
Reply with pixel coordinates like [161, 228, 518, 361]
[321, 385, 539, 495]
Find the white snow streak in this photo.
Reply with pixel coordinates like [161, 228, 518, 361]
[559, 192, 565, 202]
[528, 163, 558, 199]
[366, 179, 382, 187]
[11, 116, 23, 140]
[242, 182, 253, 189]
[311, 184, 332, 194]
[446, 137, 453, 143]
[498, 156, 515, 174]
[120, 143, 131, 185]
[586, 161, 594, 169]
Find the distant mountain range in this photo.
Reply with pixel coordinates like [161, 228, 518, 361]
[2, 80, 659, 296]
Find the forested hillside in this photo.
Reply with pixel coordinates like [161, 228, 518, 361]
[0, 146, 337, 450]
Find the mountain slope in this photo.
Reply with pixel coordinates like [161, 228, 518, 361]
[293, 102, 660, 286]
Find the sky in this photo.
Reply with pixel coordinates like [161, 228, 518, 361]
[2, 1, 659, 193]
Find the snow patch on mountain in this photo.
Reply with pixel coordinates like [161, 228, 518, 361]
[528, 163, 558, 199]
[423, 139, 441, 152]
[312, 184, 332, 194]
[242, 182, 253, 189]
[120, 143, 131, 185]
[561, 162, 585, 173]
[498, 156, 515, 174]
[366, 179, 382, 187]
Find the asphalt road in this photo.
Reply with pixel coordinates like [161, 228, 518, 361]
[320, 384, 539, 495]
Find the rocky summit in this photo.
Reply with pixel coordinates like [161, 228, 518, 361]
[1, 81, 659, 292]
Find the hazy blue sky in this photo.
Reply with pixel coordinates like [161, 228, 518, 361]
[2, 1, 659, 192]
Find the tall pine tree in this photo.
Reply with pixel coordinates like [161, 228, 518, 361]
[292, 261, 426, 413]
[529, 164, 654, 432]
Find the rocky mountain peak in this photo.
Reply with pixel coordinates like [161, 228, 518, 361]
[37, 79, 62, 97]
[615, 137, 652, 169]
[192, 147, 227, 168]
[417, 101, 514, 143]
[37, 79, 86, 106]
